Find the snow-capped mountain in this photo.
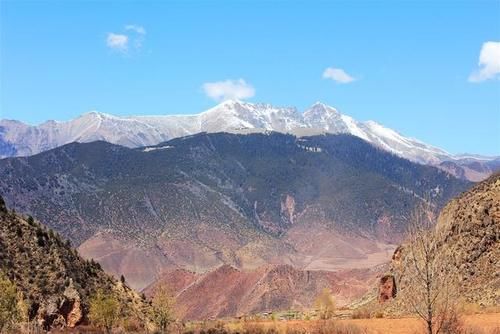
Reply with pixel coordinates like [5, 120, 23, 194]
[1, 100, 497, 180]
[301, 103, 453, 164]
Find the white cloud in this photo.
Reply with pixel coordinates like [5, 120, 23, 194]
[202, 79, 255, 101]
[106, 33, 128, 51]
[322, 67, 356, 83]
[125, 24, 146, 35]
[106, 25, 146, 53]
[468, 41, 500, 82]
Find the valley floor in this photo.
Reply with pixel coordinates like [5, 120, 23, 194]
[222, 313, 500, 334]
[45, 313, 500, 333]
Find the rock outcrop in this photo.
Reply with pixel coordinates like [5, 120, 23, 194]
[378, 275, 396, 303]
[434, 173, 499, 305]
[63, 280, 83, 328]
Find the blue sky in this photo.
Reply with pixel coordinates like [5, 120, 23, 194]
[1, 1, 499, 155]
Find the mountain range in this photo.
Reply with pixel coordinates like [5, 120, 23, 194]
[1, 100, 498, 181]
[0, 132, 471, 290]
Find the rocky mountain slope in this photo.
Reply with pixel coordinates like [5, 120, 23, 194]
[1, 100, 497, 180]
[144, 264, 383, 320]
[0, 132, 471, 290]
[0, 196, 147, 329]
[373, 173, 499, 311]
[433, 172, 499, 305]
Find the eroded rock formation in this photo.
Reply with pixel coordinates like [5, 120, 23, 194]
[378, 275, 397, 303]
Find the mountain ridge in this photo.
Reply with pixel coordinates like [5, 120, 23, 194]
[2, 100, 498, 181]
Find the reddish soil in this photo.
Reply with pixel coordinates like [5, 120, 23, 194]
[145, 264, 382, 320]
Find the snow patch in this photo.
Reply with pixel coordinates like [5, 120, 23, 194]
[297, 144, 323, 153]
[142, 145, 173, 152]
[340, 115, 371, 142]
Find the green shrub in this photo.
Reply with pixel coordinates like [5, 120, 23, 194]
[0, 272, 20, 332]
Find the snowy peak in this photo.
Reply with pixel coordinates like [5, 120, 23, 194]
[304, 102, 340, 123]
[306, 101, 340, 114]
[72, 110, 116, 123]
[200, 100, 303, 132]
[304, 102, 360, 136]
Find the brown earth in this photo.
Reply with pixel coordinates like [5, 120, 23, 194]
[144, 264, 384, 320]
[78, 224, 397, 290]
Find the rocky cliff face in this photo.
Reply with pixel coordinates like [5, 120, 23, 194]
[0, 198, 147, 329]
[433, 172, 499, 305]
[378, 173, 499, 308]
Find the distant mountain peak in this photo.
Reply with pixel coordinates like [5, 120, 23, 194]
[309, 101, 338, 111]
[79, 110, 116, 120]
[307, 101, 339, 113]
[219, 99, 243, 107]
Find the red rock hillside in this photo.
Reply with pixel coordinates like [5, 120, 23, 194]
[144, 264, 383, 320]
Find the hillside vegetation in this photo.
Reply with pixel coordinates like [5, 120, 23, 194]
[0, 197, 148, 330]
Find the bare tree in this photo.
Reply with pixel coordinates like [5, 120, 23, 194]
[402, 202, 459, 334]
[314, 288, 336, 320]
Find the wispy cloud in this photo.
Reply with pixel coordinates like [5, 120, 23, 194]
[106, 24, 146, 53]
[125, 24, 146, 35]
[468, 41, 500, 83]
[202, 79, 255, 102]
[106, 33, 128, 52]
[322, 67, 356, 83]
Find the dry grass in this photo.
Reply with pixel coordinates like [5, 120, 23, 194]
[190, 320, 367, 334]
[221, 313, 500, 334]
[37, 313, 500, 333]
